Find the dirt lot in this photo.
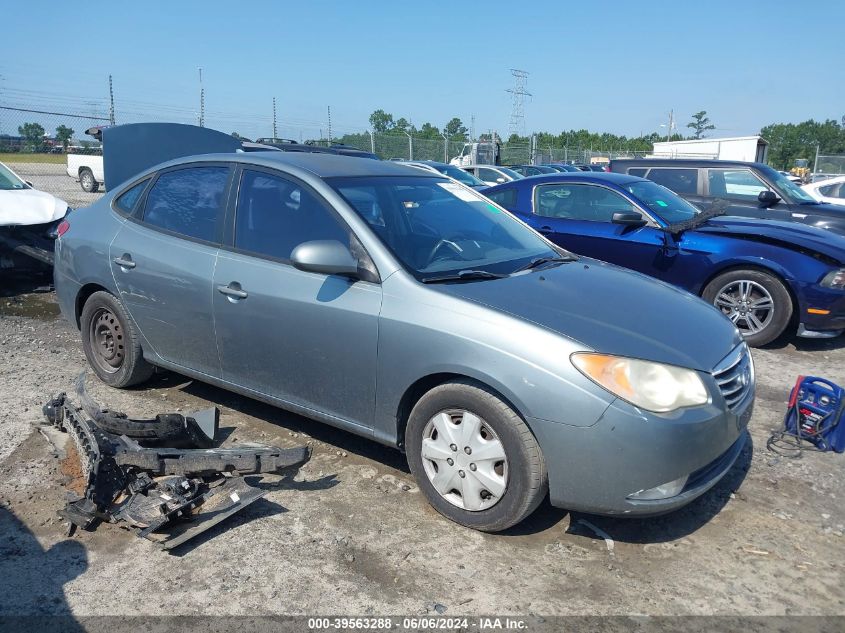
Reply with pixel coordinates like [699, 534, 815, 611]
[0, 287, 844, 619]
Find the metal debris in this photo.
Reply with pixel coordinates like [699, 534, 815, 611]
[40, 373, 310, 550]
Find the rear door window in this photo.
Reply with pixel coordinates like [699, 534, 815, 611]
[485, 187, 518, 209]
[645, 168, 699, 194]
[708, 169, 769, 199]
[142, 167, 229, 242]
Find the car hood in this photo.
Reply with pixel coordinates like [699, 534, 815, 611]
[434, 259, 742, 372]
[0, 188, 69, 226]
[695, 216, 845, 264]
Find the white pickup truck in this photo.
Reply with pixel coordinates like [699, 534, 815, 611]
[66, 151, 104, 193]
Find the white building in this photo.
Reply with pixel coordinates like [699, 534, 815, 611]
[651, 136, 768, 163]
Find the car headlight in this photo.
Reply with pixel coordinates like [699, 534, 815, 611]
[571, 353, 709, 413]
[820, 268, 845, 290]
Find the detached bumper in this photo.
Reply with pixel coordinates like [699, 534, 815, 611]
[529, 386, 753, 516]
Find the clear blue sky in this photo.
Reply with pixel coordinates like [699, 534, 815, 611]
[1, 0, 843, 141]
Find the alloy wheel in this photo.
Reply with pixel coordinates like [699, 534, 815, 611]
[713, 280, 775, 335]
[420, 409, 508, 511]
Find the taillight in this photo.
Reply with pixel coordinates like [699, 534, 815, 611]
[57, 220, 70, 237]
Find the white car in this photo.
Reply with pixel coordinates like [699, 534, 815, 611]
[802, 175, 845, 207]
[0, 161, 70, 269]
[460, 165, 524, 186]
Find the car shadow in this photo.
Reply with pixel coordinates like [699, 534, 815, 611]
[0, 505, 87, 627]
[503, 431, 754, 543]
[761, 328, 845, 352]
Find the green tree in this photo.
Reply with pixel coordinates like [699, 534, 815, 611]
[55, 125, 74, 150]
[444, 117, 468, 140]
[18, 122, 46, 153]
[416, 122, 441, 140]
[686, 111, 715, 139]
[760, 119, 845, 170]
[368, 109, 394, 134]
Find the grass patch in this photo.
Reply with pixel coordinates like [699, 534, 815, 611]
[0, 153, 66, 165]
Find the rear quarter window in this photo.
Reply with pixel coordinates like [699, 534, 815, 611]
[113, 179, 149, 214]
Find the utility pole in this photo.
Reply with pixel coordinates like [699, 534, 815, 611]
[506, 69, 531, 138]
[470, 114, 475, 141]
[198, 68, 205, 127]
[813, 143, 820, 178]
[404, 130, 413, 160]
[666, 109, 674, 142]
[441, 132, 449, 163]
[327, 106, 332, 145]
[108, 74, 115, 125]
[368, 129, 375, 154]
[272, 97, 277, 138]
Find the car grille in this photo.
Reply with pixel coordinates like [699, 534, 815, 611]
[712, 343, 754, 412]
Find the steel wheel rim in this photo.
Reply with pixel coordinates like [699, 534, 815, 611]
[88, 307, 124, 373]
[420, 409, 508, 512]
[713, 280, 775, 335]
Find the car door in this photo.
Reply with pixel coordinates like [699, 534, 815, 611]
[109, 163, 232, 378]
[213, 167, 381, 429]
[512, 182, 669, 275]
[705, 167, 791, 221]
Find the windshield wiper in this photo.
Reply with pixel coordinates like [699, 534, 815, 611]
[512, 254, 577, 274]
[422, 269, 508, 284]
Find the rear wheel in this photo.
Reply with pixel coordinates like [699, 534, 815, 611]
[79, 168, 99, 193]
[703, 269, 793, 347]
[405, 380, 547, 532]
[80, 291, 152, 388]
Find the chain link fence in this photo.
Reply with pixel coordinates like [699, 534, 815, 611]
[815, 154, 845, 178]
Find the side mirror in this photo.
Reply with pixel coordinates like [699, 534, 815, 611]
[758, 190, 780, 207]
[24, 181, 34, 187]
[291, 240, 359, 278]
[496, 177, 506, 183]
[611, 211, 646, 226]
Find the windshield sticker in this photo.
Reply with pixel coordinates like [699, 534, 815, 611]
[438, 181, 479, 202]
[655, 200, 668, 207]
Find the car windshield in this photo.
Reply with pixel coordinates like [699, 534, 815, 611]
[762, 166, 818, 204]
[495, 167, 524, 180]
[435, 164, 486, 187]
[0, 163, 27, 190]
[331, 176, 561, 280]
[624, 180, 700, 224]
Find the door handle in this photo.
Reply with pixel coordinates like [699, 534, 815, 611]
[112, 254, 136, 269]
[538, 226, 554, 234]
[217, 283, 248, 300]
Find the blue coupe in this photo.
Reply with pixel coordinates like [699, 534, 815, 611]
[484, 172, 845, 346]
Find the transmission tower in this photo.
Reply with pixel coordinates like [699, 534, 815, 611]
[506, 69, 531, 138]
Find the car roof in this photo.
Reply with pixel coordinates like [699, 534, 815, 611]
[160, 151, 441, 179]
[611, 158, 771, 170]
[493, 171, 644, 186]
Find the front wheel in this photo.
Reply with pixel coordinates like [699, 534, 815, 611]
[703, 269, 793, 347]
[405, 380, 547, 532]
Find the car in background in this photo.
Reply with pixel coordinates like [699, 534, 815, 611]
[400, 160, 488, 190]
[610, 159, 845, 235]
[67, 151, 104, 193]
[0, 161, 71, 270]
[54, 126, 754, 531]
[460, 164, 524, 186]
[544, 164, 581, 172]
[483, 172, 845, 346]
[573, 164, 609, 172]
[803, 175, 845, 207]
[509, 165, 559, 177]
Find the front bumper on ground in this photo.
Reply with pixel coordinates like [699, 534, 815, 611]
[528, 376, 753, 516]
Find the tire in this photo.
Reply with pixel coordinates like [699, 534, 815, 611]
[80, 291, 153, 388]
[702, 269, 793, 347]
[79, 168, 99, 193]
[405, 380, 547, 532]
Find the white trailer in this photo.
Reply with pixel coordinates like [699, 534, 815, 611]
[651, 136, 768, 163]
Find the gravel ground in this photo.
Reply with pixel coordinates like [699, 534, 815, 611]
[0, 289, 844, 618]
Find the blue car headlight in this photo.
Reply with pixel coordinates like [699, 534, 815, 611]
[571, 353, 709, 413]
[820, 268, 845, 290]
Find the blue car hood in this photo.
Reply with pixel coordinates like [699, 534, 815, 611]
[435, 259, 742, 372]
[696, 216, 845, 264]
